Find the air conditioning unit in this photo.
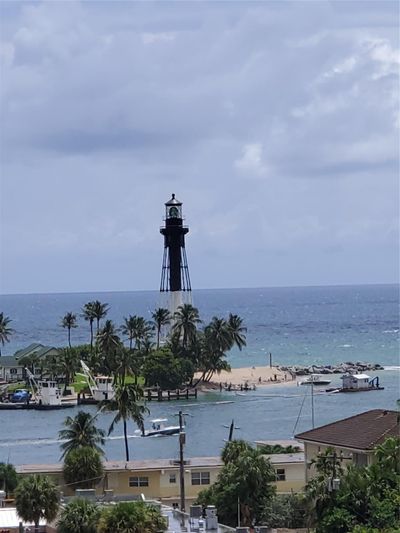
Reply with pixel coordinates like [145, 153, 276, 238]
[205, 505, 218, 530]
[190, 505, 202, 518]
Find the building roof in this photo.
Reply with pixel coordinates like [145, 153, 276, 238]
[14, 343, 59, 361]
[165, 193, 182, 206]
[0, 356, 21, 368]
[0, 508, 46, 528]
[255, 439, 304, 451]
[16, 456, 224, 475]
[16, 453, 303, 476]
[14, 343, 44, 358]
[263, 453, 305, 464]
[295, 409, 399, 451]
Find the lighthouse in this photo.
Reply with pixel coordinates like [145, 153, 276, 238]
[160, 194, 192, 316]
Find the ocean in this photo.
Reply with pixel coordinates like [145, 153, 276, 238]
[0, 284, 399, 465]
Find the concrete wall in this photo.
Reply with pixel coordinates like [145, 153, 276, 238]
[273, 463, 305, 493]
[304, 442, 372, 482]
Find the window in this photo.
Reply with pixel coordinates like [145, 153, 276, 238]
[275, 468, 286, 481]
[10, 368, 18, 374]
[169, 474, 176, 484]
[354, 454, 368, 467]
[129, 476, 149, 487]
[191, 471, 210, 486]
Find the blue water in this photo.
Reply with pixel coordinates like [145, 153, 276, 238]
[0, 284, 399, 465]
[1, 284, 399, 366]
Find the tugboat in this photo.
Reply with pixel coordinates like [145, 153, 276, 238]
[142, 418, 182, 437]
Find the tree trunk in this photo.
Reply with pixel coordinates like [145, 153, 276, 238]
[124, 419, 129, 461]
[34, 520, 39, 533]
[68, 328, 71, 348]
[90, 321, 93, 353]
[157, 328, 160, 349]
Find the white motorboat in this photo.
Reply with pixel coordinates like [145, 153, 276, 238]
[142, 418, 182, 437]
[300, 374, 331, 386]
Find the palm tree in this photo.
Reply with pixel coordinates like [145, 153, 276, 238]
[121, 315, 153, 351]
[228, 313, 247, 351]
[63, 447, 104, 490]
[172, 304, 201, 350]
[59, 411, 106, 459]
[82, 302, 96, 352]
[15, 474, 59, 533]
[57, 498, 100, 533]
[97, 320, 122, 374]
[0, 312, 14, 356]
[61, 312, 78, 348]
[205, 317, 232, 352]
[151, 307, 171, 348]
[58, 347, 80, 393]
[0, 462, 18, 498]
[100, 383, 148, 462]
[97, 501, 167, 533]
[195, 318, 233, 383]
[221, 439, 255, 464]
[92, 300, 109, 335]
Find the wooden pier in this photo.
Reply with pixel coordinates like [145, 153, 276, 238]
[145, 388, 198, 402]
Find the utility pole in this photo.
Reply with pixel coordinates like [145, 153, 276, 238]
[269, 352, 272, 368]
[178, 410, 186, 513]
[311, 381, 315, 428]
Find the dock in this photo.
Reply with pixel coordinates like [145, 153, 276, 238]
[145, 388, 198, 401]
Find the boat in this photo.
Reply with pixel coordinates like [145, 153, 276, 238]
[142, 418, 182, 437]
[26, 369, 77, 409]
[299, 374, 331, 386]
[80, 361, 115, 402]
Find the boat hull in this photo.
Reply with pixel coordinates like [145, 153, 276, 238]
[143, 427, 180, 437]
[0, 402, 35, 410]
[300, 380, 331, 386]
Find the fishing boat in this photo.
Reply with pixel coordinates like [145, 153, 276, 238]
[80, 361, 115, 402]
[26, 369, 77, 409]
[142, 418, 182, 437]
[299, 374, 331, 386]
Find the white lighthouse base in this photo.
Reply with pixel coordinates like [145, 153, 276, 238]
[158, 290, 192, 319]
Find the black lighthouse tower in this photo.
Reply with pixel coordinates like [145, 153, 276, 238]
[160, 194, 191, 314]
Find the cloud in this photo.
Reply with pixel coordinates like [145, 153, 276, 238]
[234, 143, 269, 178]
[0, 0, 398, 293]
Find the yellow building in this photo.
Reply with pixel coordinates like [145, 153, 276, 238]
[295, 409, 399, 482]
[16, 457, 222, 508]
[16, 450, 305, 507]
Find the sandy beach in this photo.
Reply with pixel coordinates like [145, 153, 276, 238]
[195, 365, 296, 388]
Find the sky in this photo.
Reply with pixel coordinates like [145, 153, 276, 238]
[0, 0, 399, 295]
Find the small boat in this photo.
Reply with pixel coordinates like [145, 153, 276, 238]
[142, 418, 182, 437]
[300, 374, 331, 386]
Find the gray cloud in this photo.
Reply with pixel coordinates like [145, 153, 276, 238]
[0, 0, 398, 293]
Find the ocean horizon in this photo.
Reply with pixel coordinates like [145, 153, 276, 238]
[1, 283, 398, 368]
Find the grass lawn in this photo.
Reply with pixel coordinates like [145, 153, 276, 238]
[70, 373, 144, 393]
